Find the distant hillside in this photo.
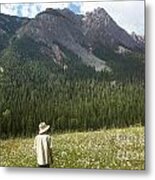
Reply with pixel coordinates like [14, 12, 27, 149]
[0, 8, 144, 78]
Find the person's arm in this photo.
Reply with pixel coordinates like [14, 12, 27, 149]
[50, 148, 53, 164]
[48, 136, 53, 164]
[33, 136, 37, 153]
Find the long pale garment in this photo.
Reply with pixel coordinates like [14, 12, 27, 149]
[34, 134, 52, 165]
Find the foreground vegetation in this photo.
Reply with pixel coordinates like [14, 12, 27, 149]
[0, 127, 144, 170]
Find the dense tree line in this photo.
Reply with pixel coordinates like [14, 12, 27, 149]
[0, 39, 145, 138]
[94, 44, 145, 83]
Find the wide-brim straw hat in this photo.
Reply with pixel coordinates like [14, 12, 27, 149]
[39, 122, 50, 134]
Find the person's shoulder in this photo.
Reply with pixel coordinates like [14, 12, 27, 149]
[44, 134, 51, 140]
[34, 134, 39, 139]
[45, 134, 51, 138]
[34, 135, 39, 142]
[38, 134, 50, 137]
[36, 134, 51, 139]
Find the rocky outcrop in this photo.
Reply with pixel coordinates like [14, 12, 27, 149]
[131, 32, 145, 49]
[82, 7, 144, 51]
[15, 8, 109, 71]
[0, 8, 144, 71]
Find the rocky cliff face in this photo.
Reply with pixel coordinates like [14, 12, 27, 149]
[131, 32, 145, 49]
[0, 8, 144, 71]
[82, 7, 144, 51]
[0, 13, 29, 52]
[15, 8, 109, 71]
[0, 14, 29, 34]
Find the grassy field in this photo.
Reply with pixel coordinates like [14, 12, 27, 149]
[0, 127, 145, 170]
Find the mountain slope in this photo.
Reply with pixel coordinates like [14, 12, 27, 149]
[82, 7, 144, 52]
[0, 13, 29, 52]
[0, 7, 144, 77]
[12, 8, 109, 71]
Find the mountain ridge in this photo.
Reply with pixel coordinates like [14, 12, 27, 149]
[0, 7, 144, 74]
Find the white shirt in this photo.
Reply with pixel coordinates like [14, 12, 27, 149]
[34, 134, 52, 165]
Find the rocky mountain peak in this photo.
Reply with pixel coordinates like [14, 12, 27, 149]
[36, 7, 82, 26]
[82, 7, 144, 51]
[0, 7, 144, 72]
[131, 32, 145, 47]
[83, 7, 111, 29]
[90, 7, 109, 20]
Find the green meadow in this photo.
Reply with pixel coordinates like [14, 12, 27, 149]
[0, 126, 144, 170]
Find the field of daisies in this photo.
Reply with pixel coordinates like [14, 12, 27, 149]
[0, 127, 144, 170]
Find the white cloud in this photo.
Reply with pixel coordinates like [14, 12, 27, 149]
[1, 4, 17, 16]
[35, 2, 70, 13]
[1, 3, 70, 18]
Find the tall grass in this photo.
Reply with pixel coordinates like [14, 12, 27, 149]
[0, 127, 144, 170]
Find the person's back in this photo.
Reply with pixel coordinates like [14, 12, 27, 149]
[34, 122, 52, 168]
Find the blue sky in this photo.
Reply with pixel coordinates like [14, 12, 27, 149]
[1, 1, 144, 36]
[68, 2, 81, 14]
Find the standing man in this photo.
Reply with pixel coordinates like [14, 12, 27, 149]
[34, 122, 53, 168]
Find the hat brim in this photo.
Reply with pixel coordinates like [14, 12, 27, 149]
[39, 125, 50, 134]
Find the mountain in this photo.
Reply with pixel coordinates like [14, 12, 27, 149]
[13, 8, 110, 71]
[0, 13, 29, 52]
[131, 32, 145, 48]
[0, 8, 145, 137]
[0, 7, 145, 81]
[82, 8, 144, 52]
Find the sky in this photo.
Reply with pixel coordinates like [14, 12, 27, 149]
[0, 0, 144, 36]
